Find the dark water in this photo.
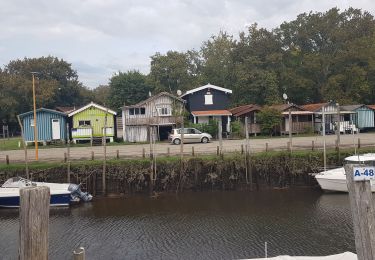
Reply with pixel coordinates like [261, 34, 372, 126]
[0, 188, 355, 260]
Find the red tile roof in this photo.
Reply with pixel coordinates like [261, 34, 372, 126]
[191, 110, 232, 116]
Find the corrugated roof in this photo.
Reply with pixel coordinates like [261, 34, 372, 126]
[55, 106, 76, 114]
[19, 108, 67, 118]
[229, 104, 261, 117]
[68, 102, 116, 117]
[191, 110, 232, 116]
[301, 103, 328, 112]
[340, 104, 364, 111]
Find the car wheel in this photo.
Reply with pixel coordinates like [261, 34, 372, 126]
[173, 138, 181, 145]
[201, 137, 209, 143]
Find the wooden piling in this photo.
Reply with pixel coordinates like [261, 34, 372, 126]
[167, 147, 170, 157]
[91, 151, 94, 160]
[345, 164, 375, 260]
[116, 150, 119, 159]
[19, 186, 50, 260]
[142, 148, 145, 158]
[312, 141, 315, 151]
[358, 138, 361, 149]
[241, 144, 244, 154]
[6, 155, 9, 165]
[265, 143, 268, 152]
[192, 146, 195, 156]
[217, 146, 219, 156]
[64, 152, 67, 163]
[73, 247, 86, 260]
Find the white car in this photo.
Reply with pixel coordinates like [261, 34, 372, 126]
[169, 128, 212, 145]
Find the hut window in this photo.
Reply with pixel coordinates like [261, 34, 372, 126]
[79, 120, 91, 126]
[157, 107, 170, 116]
[129, 108, 145, 115]
[205, 92, 213, 105]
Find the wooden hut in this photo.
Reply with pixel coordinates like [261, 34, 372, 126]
[269, 104, 314, 135]
[302, 102, 356, 134]
[19, 108, 67, 145]
[341, 104, 374, 131]
[229, 104, 261, 135]
[121, 92, 184, 142]
[181, 83, 232, 134]
[68, 102, 117, 143]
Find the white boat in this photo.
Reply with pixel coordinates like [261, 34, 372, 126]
[315, 153, 375, 192]
[0, 177, 93, 208]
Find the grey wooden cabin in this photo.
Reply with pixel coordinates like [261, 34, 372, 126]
[121, 92, 184, 142]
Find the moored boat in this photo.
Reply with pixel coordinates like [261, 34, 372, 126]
[0, 177, 93, 208]
[315, 153, 375, 192]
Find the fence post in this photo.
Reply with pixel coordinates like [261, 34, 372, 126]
[91, 151, 94, 160]
[142, 148, 145, 158]
[64, 152, 67, 163]
[312, 141, 315, 151]
[116, 150, 119, 159]
[358, 138, 361, 149]
[19, 186, 50, 260]
[287, 142, 291, 152]
[241, 144, 244, 154]
[265, 143, 268, 152]
[345, 164, 375, 260]
[217, 146, 220, 156]
[73, 247, 86, 260]
[167, 147, 170, 157]
[192, 146, 195, 156]
[6, 155, 9, 165]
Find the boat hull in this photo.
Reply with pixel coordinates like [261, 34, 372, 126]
[0, 192, 71, 208]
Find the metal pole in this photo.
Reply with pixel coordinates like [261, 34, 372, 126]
[66, 123, 71, 183]
[336, 103, 340, 153]
[32, 73, 39, 160]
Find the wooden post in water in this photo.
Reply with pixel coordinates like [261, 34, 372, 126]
[345, 164, 375, 260]
[73, 247, 86, 260]
[19, 186, 50, 260]
[218, 119, 223, 155]
[102, 110, 108, 196]
[66, 123, 71, 183]
[17, 115, 29, 179]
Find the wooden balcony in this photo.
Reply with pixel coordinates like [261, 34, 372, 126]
[72, 128, 92, 138]
[124, 116, 182, 126]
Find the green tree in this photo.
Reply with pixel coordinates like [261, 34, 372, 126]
[108, 71, 152, 111]
[257, 107, 282, 136]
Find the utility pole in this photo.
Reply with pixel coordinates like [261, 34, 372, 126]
[31, 72, 39, 160]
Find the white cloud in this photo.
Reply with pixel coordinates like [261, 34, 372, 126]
[0, 0, 374, 88]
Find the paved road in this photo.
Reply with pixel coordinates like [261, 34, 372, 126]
[1, 133, 375, 163]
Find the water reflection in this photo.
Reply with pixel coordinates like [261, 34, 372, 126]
[0, 188, 355, 260]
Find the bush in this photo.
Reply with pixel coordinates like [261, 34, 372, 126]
[230, 120, 243, 138]
[188, 119, 218, 138]
[257, 107, 282, 136]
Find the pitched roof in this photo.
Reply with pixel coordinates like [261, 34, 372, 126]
[181, 83, 232, 97]
[301, 102, 329, 112]
[191, 110, 232, 116]
[229, 104, 261, 117]
[68, 102, 116, 117]
[368, 105, 375, 110]
[340, 104, 364, 111]
[55, 106, 76, 114]
[122, 92, 184, 109]
[19, 108, 66, 118]
[269, 103, 305, 112]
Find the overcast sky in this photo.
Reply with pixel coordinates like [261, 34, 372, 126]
[1, 0, 374, 88]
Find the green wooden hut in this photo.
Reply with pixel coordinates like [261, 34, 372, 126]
[68, 102, 117, 143]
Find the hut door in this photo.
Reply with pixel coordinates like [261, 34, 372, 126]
[52, 119, 61, 140]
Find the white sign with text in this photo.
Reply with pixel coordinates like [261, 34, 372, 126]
[353, 167, 375, 181]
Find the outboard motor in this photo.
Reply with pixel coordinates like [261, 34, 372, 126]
[68, 184, 93, 202]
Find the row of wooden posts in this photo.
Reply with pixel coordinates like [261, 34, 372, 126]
[2, 137, 365, 165]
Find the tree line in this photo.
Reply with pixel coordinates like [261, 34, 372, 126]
[2, 7, 375, 131]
